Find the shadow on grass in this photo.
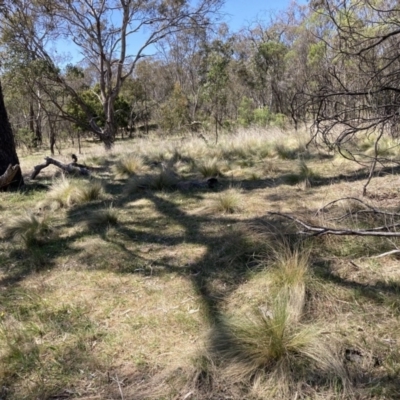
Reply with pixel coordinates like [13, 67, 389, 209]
[2, 160, 400, 398]
[312, 259, 400, 314]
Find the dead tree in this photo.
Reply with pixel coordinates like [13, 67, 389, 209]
[31, 155, 90, 179]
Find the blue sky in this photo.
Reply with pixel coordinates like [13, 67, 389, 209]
[59, 1, 305, 65]
[221, 0, 306, 31]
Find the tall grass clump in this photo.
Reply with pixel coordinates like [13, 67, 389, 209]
[284, 160, 319, 186]
[2, 212, 52, 247]
[47, 177, 104, 207]
[86, 204, 119, 229]
[197, 157, 223, 178]
[212, 292, 347, 394]
[210, 187, 242, 214]
[125, 170, 179, 193]
[75, 180, 104, 203]
[47, 177, 77, 207]
[210, 241, 348, 398]
[365, 138, 400, 158]
[113, 154, 144, 178]
[273, 143, 299, 160]
[267, 241, 310, 294]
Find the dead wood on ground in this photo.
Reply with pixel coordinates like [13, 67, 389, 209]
[31, 156, 90, 179]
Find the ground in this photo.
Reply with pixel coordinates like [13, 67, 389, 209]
[0, 127, 400, 399]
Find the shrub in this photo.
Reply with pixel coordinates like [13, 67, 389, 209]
[238, 97, 255, 127]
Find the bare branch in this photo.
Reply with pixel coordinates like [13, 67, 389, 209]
[268, 212, 400, 237]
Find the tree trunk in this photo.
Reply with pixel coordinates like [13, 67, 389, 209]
[49, 119, 56, 155]
[0, 81, 24, 189]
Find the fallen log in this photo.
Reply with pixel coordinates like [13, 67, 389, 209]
[0, 164, 20, 189]
[31, 156, 90, 179]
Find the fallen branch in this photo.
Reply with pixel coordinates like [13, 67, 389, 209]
[31, 156, 90, 179]
[368, 249, 400, 258]
[268, 212, 400, 237]
[0, 164, 20, 189]
[316, 196, 400, 218]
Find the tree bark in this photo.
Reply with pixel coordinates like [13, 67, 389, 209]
[0, 164, 20, 189]
[0, 80, 24, 189]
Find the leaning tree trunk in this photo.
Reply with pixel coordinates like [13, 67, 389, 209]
[0, 81, 24, 189]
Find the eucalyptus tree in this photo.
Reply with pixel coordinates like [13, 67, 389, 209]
[0, 0, 223, 149]
[156, 26, 208, 123]
[200, 33, 233, 142]
[0, 80, 23, 189]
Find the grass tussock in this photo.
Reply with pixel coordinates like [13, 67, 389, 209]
[47, 177, 104, 207]
[125, 169, 179, 193]
[268, 241, 310, 291]
[197, 157, 224, 178]
[85, 204, 119, 229]
[113, 154, 144, 178]
[273, 142, 299, 160]
[363, 136, 400, 158]
[210, 187, 242, 214]
[208, 241, 348, 398]
[1, 212, 52, 247]
[211, 294, 347, 398]
[75, 180, 104, 203]
[284, 160, 319, 186]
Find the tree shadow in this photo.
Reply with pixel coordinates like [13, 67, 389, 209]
[312, 259, 400, 312]
[2, 162, 400, 398]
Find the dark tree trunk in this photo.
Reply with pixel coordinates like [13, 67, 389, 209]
[0, 81, 24, 189]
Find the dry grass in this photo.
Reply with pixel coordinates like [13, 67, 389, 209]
[112, 154, 144, 178]
[0, 127, 399, 399]
[197, 156, 224, 178]
[47, 176, 104, 207]
[1, 212, 52, 247]
[124, 169, 179, 193]
[215, 293, 347, 386]
[209, 187, 243, 214]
